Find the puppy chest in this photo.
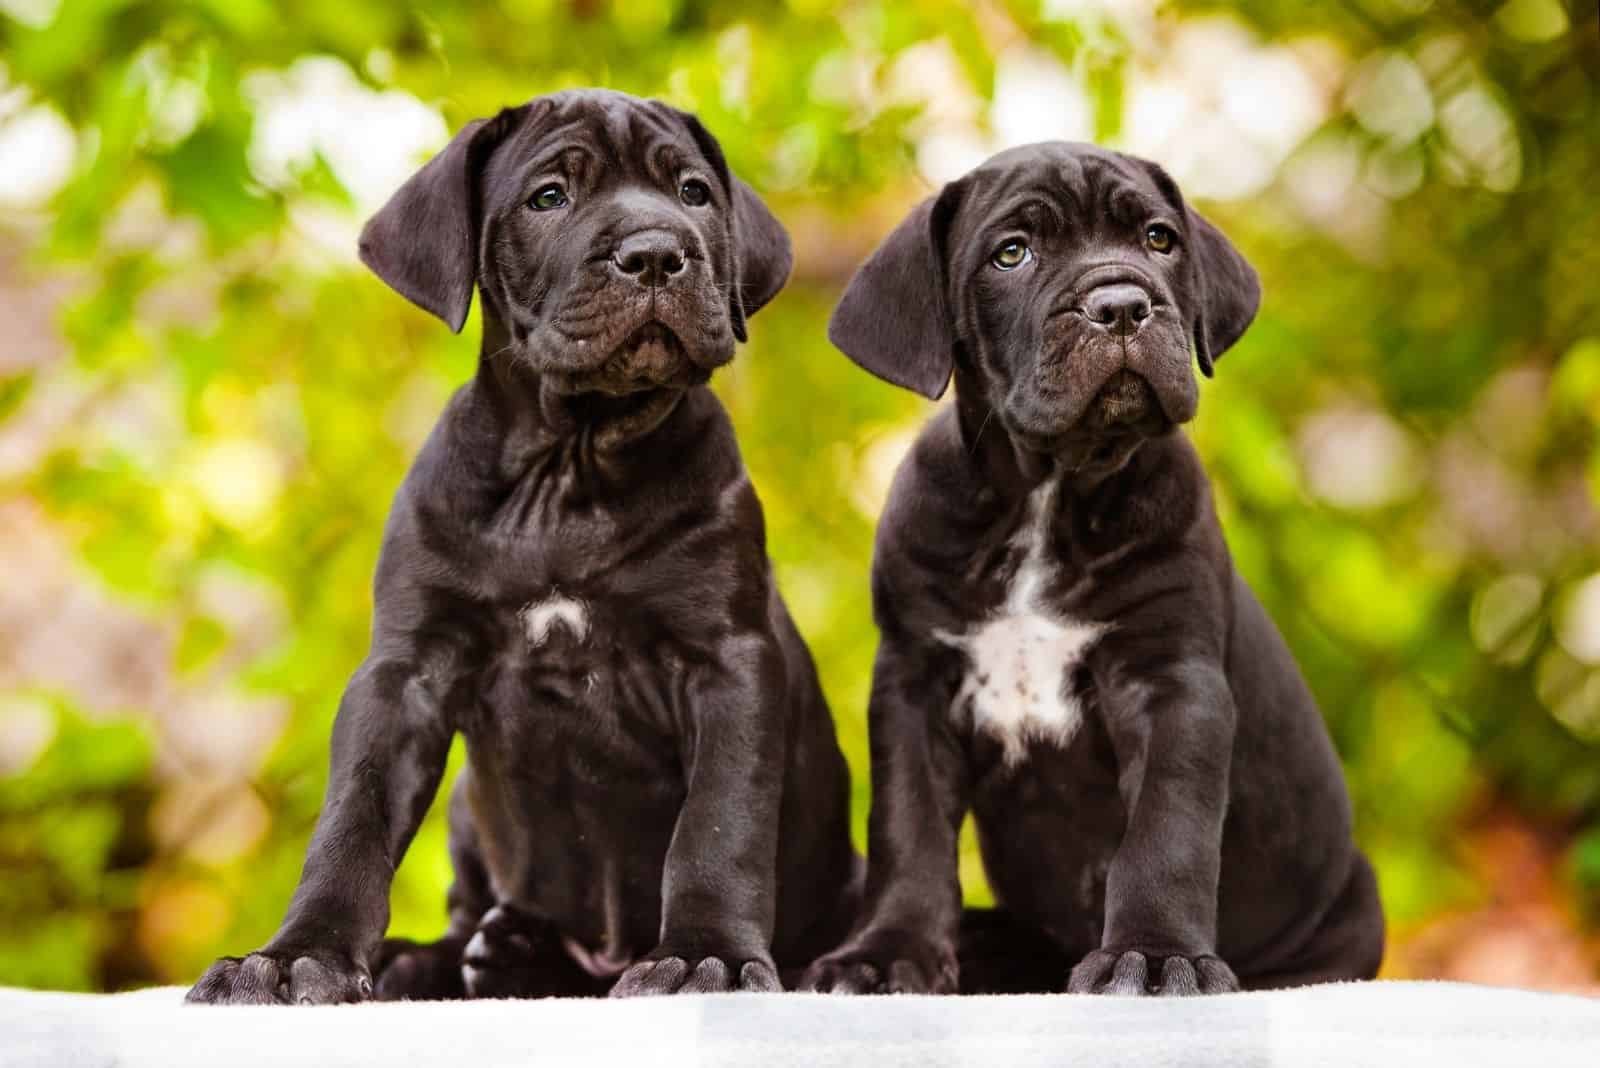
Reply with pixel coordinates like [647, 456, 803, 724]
[950, 611, 1103, 764]
[520, 592, 592, 647]
[495, 589, 612, 696]
[498, 588, 686, 710]
[941, 477, 1107, 764]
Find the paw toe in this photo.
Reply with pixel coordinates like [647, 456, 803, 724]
[1195, 955, 1240, 993]
[679, 957, 731, 993]
[1070, 949, 1239, 996]
[1106, 951, 1150, 996]
[1067, 949, 1116, 994]
[1158, 955, 1199, 996]
[612, 953, 776, 997]
[610, 956, 686, 997]
[738, 960, 781, 992]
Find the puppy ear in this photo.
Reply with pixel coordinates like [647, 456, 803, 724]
[358, 108, 519, 333]
[1185, 208, 1261, 377]
[828, 186, 962, 400]
[727, 175, 793, 339]
[675, 111, 793, 342]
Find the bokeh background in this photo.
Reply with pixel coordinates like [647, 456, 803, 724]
[2, 0, 1598, 994]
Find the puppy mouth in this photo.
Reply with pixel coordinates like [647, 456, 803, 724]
[550, 322, 711, 396]
[1091, 370, 1165, 430]
[1010, 371, 1172, 467]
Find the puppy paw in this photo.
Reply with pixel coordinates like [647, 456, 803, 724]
[610, 946, 780, 996]
[372, 935, 467, 1001]
[1067, 948, 1238, 996]
[801, 932, 957, 995]
[459, 904, 610, 999]
[186, 947, 372, 1005]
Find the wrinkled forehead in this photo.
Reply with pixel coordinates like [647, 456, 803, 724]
[955, 144, 1176, 238]
[488, 91, 706, 193]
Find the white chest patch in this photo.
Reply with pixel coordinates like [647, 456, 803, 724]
[520, 593, 590, 646]
[938, 479, 1106, 765]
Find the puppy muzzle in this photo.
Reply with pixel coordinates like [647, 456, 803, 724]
[550, 322, 712, 396]
[1092, 369, 1160, 427]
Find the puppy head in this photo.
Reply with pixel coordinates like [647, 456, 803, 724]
[360, 89, 792, 396]
[831, 142, 1259, 471]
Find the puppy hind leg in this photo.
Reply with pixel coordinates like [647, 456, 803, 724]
[372, 934, 471, 1001]
[461, 903, 610, 999]
[1240, 852, 1385, 990]
[956, 907, 1074, 994]
[776, 849, 866, 990]
[373, 782, 492, 1001]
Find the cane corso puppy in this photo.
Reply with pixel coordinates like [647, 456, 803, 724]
[803, 142, 1384, 996]
[187, 90, 859, 1004]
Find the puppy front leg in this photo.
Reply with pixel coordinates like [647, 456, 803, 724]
[1070, 660, 1238, 996]
[611, 634, 786, 996]
[187, 657, 453, 1004]
[802, 640, 967, 994]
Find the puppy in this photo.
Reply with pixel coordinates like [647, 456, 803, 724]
[803, 143, 1383, 996]
[187, 89, 859, 1004]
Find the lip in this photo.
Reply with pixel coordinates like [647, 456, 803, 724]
[1007, 378, 1172, 462]
[1013, 424, 1141, 457]
[1091, 369, 1167, 427]
[550, 366, 710, 396]
[553, 321, 711, 395]
[577, 367, 710, 396]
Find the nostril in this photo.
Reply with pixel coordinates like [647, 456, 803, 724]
[611, 231, 688, 284]
[1083, 284, 1152, 334]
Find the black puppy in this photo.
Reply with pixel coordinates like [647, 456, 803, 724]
[187, 89, 859, 1004]
[803, 143, 1383, 996]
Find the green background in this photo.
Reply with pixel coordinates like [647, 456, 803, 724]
[1, 0, 1598, 991]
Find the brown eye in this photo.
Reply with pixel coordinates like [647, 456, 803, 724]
[991, 240, 1032, 271]
[530, 184, 567, 211]
[680, 179, 710, 207]
[1145, 224, 1176, 253]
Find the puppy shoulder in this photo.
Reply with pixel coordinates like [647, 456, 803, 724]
[1116, 433, 1233, 596]
[677, 387, 741, 459]
[1162, 433, 1227, 554]
[874, 408, 970, 546]
[397, 382, 482, 488]
[365, 384, 492, 590]
[642, 388, 753, 517]
[1119, 433, 1213, 535]
[870, 409, 986, 625]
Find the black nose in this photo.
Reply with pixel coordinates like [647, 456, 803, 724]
[1083, 284, 1152, 337]
[611, 230, 687, 287]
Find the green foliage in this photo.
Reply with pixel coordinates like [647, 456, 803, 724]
[1, 0, 1597, 989]
[0, 700, 154, 990]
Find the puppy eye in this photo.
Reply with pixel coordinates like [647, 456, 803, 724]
[680, 179, 711, 207]
[530, 184, 568, 211]
[991, 240, 1032, 271]
[1145, 224, 1177, 254]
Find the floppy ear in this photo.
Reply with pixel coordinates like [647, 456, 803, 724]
[358, 109, 519, 333]
[1185, 208, 1261, 377]
[676, 112, 792, 342]
[726, 175, 793, 339]
[827, 187, 962, 400]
